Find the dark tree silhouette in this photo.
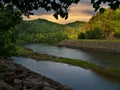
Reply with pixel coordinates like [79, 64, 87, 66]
[0, 0, 120, 19]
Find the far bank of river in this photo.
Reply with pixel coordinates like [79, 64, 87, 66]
[59, 40, 120, 53]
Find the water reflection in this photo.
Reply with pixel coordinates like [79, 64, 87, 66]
[12, 57, 120, 90]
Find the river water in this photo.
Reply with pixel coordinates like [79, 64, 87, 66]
[24, 43, 120, 68]
[12, 43, 120, 90]
[12, 57, 120, 90]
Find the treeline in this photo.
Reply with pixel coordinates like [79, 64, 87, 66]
[79, 7, 120, 39]
[13, 19, 82, 44]
[15, 31, 68, 44]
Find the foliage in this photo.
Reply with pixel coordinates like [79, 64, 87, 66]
[0, 29, 18, 57]
[78, 28, 102, 39]
[82, 7, 120, 39]
[78, 32, 85, 39]
[13, 19, 83, 44]
[85, 30, 94, 39]
[65, 21, 86, 29]
[91, 0, 120, 11]
[0, 4, 22, 30]
[0, 4, 22, 57]
[114, 32, 120, 38]
[92, 28, 102, 39]
[0, 0, 120, 20]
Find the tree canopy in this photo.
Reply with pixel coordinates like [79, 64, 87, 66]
[0, 0, 120, 20]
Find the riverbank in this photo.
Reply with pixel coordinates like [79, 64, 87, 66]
[59, 40, 120, 53]
[0, 57, 72, 90]
[17, 47, 120, 81]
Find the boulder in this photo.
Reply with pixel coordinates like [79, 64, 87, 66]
[14, 79, 22, 84]
[5, 74, 16, 84]
[23, 78, 45, 89]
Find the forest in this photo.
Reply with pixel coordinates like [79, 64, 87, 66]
[13, 7, 120, 45]
[78, 7, 120, 39]
[13, 19, 85, 44]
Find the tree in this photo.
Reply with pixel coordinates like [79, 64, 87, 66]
[0, 3, 22, 57]
[0, 0, 120, 20]
[0, 0, 120, 57]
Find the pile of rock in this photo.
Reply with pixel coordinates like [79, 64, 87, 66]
[0, 57, 72, 90]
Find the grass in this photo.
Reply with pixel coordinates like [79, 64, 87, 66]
[17, 46, 120, 81]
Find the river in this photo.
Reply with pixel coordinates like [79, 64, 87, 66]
[12, 57, 120, 90]
[12, 43, 120, 90]
[24, 43, 120, 68]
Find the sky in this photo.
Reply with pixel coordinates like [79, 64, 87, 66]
[23, 0, 105, 24]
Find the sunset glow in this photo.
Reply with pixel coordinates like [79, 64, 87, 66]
[23, 1, 96, 24]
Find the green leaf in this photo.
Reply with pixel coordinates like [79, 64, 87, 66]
[99, 8, 105, 13]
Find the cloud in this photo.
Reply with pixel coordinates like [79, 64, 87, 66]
[23, 0, 96, 24]
[32, 8, 52, 15]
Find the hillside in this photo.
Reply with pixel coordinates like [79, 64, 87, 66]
[13, 19, 85, 44]
[14, 19, 64, 33]
[80, 7, 120, 39]
[65, 21, 86, 29]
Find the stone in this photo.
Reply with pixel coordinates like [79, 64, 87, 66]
[5, 74, 16, 84]
[17, 73, 28, 79]
[0, 59, 72, 90]
[42, 86, 56, 90]
[0, 80, 15, 90]
[43, 81, 50, 86]
[15, 69, 23, 74]
[0, 73, 6, 80]
[14, 84, 23, 90]
[23, 78, 45, 89]
[14, 79, 22, 84]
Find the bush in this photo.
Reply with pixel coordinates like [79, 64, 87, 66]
[85, 30, 92, 39]
[0, 4, 21, 57]
[85, 28, 102, 39]
[78, 32, 85, 39]
[93, 28, 102, 39]
[0, 30, 17, 57]
[114, 32, 120, 38]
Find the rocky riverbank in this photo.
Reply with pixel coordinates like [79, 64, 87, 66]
[0, 57, 72, 90]
[59, 40, 120, 53]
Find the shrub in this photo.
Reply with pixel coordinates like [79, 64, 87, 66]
[93, 28, 102, 39]
[85, 28, 102, 39]
[114, 32, 120, 38]
[78, 32, 85, 39]
[0, 30, 17, 57]
[85, 30, 94, 39]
